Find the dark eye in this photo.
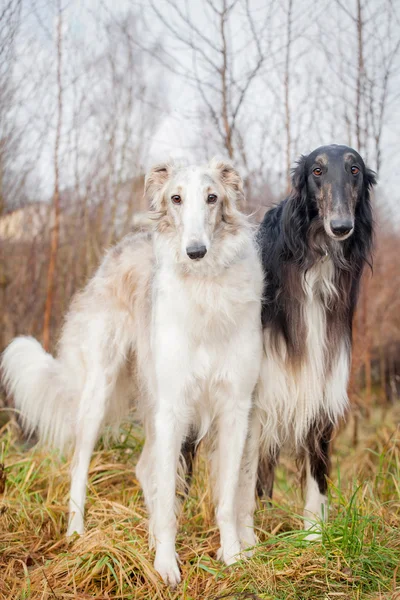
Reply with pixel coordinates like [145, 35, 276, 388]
[207, 194, 217, 204]
[351, 166, 360, 175]
[313, 167, 322, 177]
[171, 195, 181, 204]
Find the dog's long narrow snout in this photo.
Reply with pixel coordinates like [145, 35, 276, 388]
[326, 183, 355, 240]
[181, 177, 210, 260]
[186, 244, 207, 260]
[329, 218, 354, 237]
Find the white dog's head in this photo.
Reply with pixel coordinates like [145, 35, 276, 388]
[145, 158, 246, 266]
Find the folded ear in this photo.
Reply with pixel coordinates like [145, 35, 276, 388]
[291, 154, 308, 192]
[365, 166, 377, 189]
[210, 158, 245, 212]
[283, 154, 310, 263]
[144, 163, 171, 211]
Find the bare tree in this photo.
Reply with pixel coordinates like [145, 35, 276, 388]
[364, 3, 400, 175]
[0, 0, 22, 351]
[149, 0, 267, 163]
[326, 0, 400, 173]
[283, 0, 293, 192]
[0, 0, 25, 215]
[42, 1, 63, 351]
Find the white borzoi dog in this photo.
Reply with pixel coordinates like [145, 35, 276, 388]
[2, 159, 263, 586]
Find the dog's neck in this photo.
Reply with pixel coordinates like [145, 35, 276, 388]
[306, 223, 348, 272]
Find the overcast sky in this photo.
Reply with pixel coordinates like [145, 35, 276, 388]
[9, 0, 400, 218]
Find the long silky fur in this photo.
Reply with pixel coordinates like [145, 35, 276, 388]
[256, 154, 375, 493]
[1, 158, 264, 582]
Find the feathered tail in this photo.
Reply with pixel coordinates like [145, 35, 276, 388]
[1, 336, 76, 451]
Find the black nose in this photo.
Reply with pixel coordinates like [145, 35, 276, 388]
[330, 218, 354, 236]
[186, 245, 207, 260]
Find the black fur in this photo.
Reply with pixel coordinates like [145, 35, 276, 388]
[257, 144, 375, 497]
[305, 419, 334, 495]
[181, 434, 197, 493]
[259, 147, 375, 360]
[256, 446, 279, 500]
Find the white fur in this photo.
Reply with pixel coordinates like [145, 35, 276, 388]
[303, 456, 328, 539]
[1, 160, 263, 587]
[1, 336, 76, 450]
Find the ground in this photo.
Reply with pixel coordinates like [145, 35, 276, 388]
[0, 404, 399, 600]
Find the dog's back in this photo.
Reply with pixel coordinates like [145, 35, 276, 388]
[1, 230, 154, 450]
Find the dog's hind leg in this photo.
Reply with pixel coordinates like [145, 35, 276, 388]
[136, 431, 155, 513]
[180, 427, 198, 494]
[257, 445, 280, 501]
[303, 417, 333, 540]
[67, 330, 128, 537]
[67, 370, 108, 536]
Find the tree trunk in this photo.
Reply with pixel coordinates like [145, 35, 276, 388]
[42, 8, 63, 352]
[220, 0, 234, 160]
[355, 0, 364, 151]
[284, 0, 293, 192]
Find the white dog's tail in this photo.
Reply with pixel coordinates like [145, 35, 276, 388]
[1, 336, 76, 452]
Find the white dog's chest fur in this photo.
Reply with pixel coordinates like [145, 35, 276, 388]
[151, 253, 262, 434]
[258, 258, 350, 449]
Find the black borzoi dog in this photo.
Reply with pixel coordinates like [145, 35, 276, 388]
[234, 144, 376, 546]
[183, 145, 375, 547]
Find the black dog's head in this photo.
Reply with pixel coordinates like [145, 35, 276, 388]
[292, 144, 376, 242]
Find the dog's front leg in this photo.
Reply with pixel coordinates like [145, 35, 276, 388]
[215, 399, 250, 566]
[236, 409, 261, 554]
[152, 402, 185, 587]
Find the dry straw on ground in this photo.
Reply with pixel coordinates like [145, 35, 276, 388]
[0, 406, 399, 600]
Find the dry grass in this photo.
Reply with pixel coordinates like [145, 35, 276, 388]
[1, 405, 400, 600]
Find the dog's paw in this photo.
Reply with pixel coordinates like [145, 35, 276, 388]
[216, 539, 241, 566]
[154, 549, 181, 587]
[66, 514, 84, 537]
[303, 531, 322, 542]
[303, 521, 322, 542]
[239, 542, 256, 558]
[238, 528, 258, 557]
